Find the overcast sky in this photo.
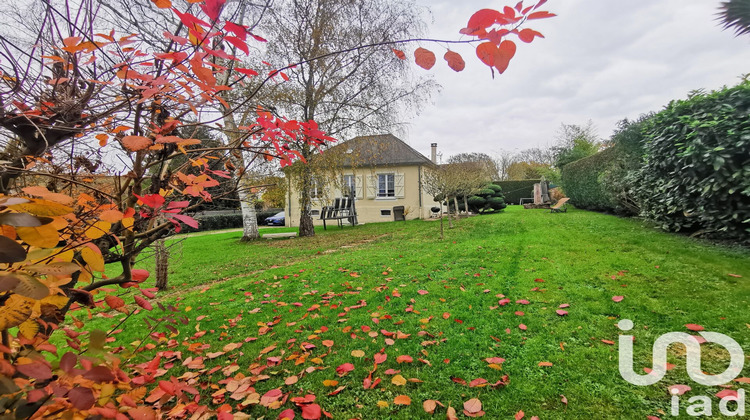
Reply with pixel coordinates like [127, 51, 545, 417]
[402, 0, 750, 160]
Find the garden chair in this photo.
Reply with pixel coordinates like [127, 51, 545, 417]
[550, 197, 570, 213]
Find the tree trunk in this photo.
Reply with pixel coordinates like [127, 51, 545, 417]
[439, 202, 444, 240]
[237, 176, 259, 242]
[154, 238, 169, 290]
[453, 196, 460, 218]
[463, 195, 470, 216]
[298, 166, 315, 237]
[447, 197, 453, 229]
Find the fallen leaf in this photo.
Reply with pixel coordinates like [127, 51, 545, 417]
[351, 350, 365, 358]
[538, 361, 553, 367]
[685, 324, 704, 332]
[668, 384, 691, 395]
[394, 395, 411, 405]
[612, 296, 624, 302]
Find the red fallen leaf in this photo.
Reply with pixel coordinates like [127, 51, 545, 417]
[68, 387, 95, 410]
[561, 394, 568, 405]
[498, 298, 511, 306]
[519, 324, 527, 331]
[538, 361, 553, 367]
[278, 408, 295, 419]
[646, 417, 661, 420]
[414, 48, 436, 70]
[685, 324, 704, 331]
[484, 357, 505, 364]
[691, 335, 707, 344]
[556, 310, 568, 316]
[515, 311, 525, 316]
[444, 51, 465, 72]
[455, 319, 464, 324]
[612, 295, 624, 302]
[534, 278, 545, 282]
[451, 376, 467, 385]
[601, 339, 615, 345]
[327, 386, 346, 396]
[417, 289, 428, 295]
[469, 378, 488, 387]
[374, 353, 387, 364]
[396, 355, 413, 364]
[463, 398, 483, 414]
[515, 410, 525, 419]
[392, 49, 406, 60]
[516, 299, 530, 305]
[668, 384, 691, 395]
[442, 312, 450, 319]
[301, 403, 322, 420]
[716, 389, 738, 399]
[559, 303, 570, 308]
[336, 363, 354, 376]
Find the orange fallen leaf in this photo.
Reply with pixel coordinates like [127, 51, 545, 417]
[538, 361, 553, 367]
[394, 395, 411, 405]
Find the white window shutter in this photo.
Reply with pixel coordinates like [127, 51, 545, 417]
[366, 175, 377, 199]
[394, 173, 405, 198]
[356, 176, 364, 199]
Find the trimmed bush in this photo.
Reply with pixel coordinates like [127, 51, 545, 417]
[561, 146, 622, 212]
[468, 183, 507, 213]
[494, 180, 539, 205]
[634, 81, 750, 240]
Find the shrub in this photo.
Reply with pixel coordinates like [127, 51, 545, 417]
[468, 183, 507, 213]
[494, 180, 539, 205]
[634, 81, 750, 241]
[561, 146, 622, 212]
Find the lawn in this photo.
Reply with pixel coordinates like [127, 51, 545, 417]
[82, 206, 750, 419]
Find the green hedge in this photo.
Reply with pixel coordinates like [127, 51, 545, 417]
[561, 147, 622, 212]
[494, 180, 539, 204]
[634, 81, 750, 241]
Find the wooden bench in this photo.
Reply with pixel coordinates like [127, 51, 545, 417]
[550, 197, 570, 213]
[319, 197, 358, 230]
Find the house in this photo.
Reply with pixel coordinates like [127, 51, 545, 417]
[285, 134, 438, 226]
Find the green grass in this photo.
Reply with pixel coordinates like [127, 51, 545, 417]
[81, 206, 750, 419]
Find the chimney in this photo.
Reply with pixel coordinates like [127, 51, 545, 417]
[430, 143, 437, 164]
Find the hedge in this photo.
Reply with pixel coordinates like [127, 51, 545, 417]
[494, 180, 539, 205]
[561, 146, 622, 212]
[634, 81, 750, 241]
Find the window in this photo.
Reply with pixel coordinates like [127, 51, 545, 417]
[310, 209, 320, 216]
[343, 175, 356, 197]
[380, 209, 392, 216]
[377, 173, 395, 198]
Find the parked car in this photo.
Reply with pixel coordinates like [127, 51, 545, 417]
[263, 211, 285, 226]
